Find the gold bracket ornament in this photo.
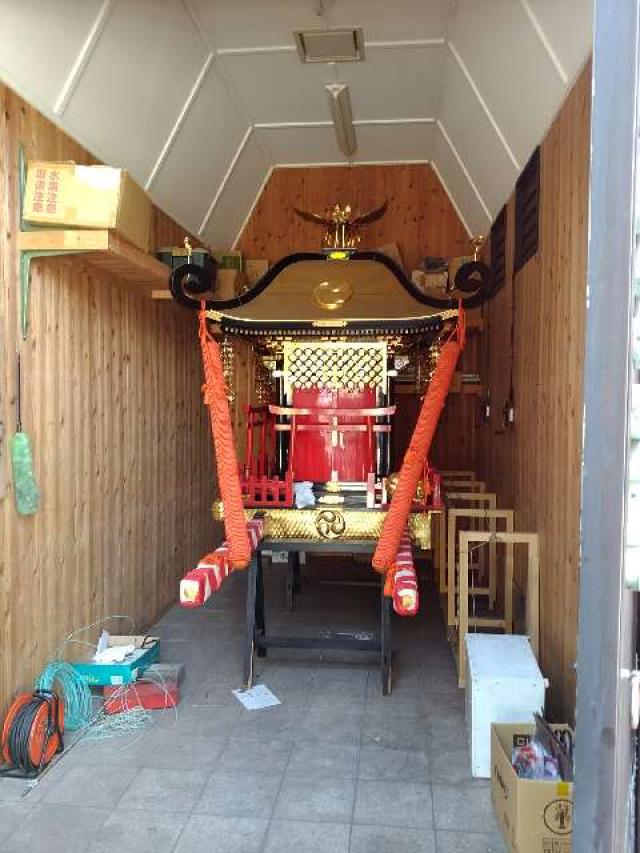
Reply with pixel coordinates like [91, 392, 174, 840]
[315, 509, 347, 539]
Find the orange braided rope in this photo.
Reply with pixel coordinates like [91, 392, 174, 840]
[199, 309, 251, 569]
[372, 316, 464, 572]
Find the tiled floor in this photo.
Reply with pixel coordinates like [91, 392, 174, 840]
[0, 556, 506, 853]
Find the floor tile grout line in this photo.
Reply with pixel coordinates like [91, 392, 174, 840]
[257, 707, 301, 852]
[347, 669, 368, 852]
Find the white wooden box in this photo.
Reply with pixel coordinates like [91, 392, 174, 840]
[465, 633, 546, 778]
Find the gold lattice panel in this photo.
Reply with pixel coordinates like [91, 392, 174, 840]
[283, 341, 387, 392]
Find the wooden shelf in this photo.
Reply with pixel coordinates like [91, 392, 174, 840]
[18, 230, 171, 297]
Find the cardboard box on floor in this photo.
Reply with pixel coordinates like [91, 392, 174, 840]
[24, 162, 152, 252]
[491, 722, 573, 853]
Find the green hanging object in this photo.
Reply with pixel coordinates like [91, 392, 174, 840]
[10, 353, 39, 516]
[11, 431, 39, 515]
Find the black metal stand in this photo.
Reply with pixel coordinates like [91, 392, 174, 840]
[244, 541, 393, 695]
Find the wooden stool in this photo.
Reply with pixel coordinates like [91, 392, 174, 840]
[457, 531, 540, 687]
[447, 508, 514, 627]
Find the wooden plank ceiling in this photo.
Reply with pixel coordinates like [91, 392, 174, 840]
[0, 1, 591, 247]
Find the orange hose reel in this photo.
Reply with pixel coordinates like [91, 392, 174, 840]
[1, 691, 64, 772]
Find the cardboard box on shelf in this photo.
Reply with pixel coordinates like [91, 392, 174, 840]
[411, 269, 448, 293]
[24, 162, 152, 252]
[213, 249, 243, 270]
[491, 722, 573, 853]
[71, 635, 160, 687]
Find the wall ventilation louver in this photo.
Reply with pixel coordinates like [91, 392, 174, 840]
[490, 205, 507, 291]
[514, 146, 541, 273]
[294, 28, 365, 63]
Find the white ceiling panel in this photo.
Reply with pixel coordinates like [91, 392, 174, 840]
[202, 132, 270, 248]
[433, 127, 491, 237]
[218, 53, 332, 124]
[63, 0, 208, 182]
[354, 123, 434, 162]
[0, 0, 104, 107]
[342, 45, 443, 120]
[192, 0, 450, 49]
[149, 66, 249, 233]
[257, 125, 347, 165]
[325, 0, 450, 43]
[450, 0, 568, 167]
[439, 52, 518, 217]
[258, 122, 433, 168]
[523, 0, 593, 83]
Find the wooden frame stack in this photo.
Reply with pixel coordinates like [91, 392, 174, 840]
[457, 531, 540, 687]
[447, 508, 514, 628]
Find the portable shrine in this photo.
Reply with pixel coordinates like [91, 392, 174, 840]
[172, 205, 493, 692]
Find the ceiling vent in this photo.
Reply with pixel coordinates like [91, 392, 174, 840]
[294, 28, 365, 63]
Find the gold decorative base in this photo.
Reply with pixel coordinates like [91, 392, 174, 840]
[212, 501, 433, 548]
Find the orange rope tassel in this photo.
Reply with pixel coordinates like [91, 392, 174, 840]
[199, 309, 251, 569]
[372, 330, 462, 572]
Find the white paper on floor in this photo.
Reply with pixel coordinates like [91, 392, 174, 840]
[232, 684, 281, 710]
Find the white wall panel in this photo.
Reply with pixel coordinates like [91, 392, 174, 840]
[439, 53, 517, 217]
[450, 0, 567, 166]
[150, 66, 248, 233]
[0, 0, 103, 107]
[201, 133, 270, 248]
[64, 0, 208, 182]
[433, 125, 492, 237]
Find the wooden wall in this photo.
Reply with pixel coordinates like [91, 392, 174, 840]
[237, 164, 471, 270]
[0, 85, 216, 715]
[433, 64, 591, 722]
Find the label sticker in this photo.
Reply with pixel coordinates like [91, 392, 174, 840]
[543, 799, 573, 835]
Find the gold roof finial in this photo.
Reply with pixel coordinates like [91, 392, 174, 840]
[471, 235, 485, 260]
[293, 199, 389, 251]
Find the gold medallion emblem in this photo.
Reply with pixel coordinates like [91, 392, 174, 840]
[313, 280, 353, 311]
[315, 509, 346, 540]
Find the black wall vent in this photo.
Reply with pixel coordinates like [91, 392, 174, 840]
[490, 205, 507, 291]
[514, 146, 540, 273]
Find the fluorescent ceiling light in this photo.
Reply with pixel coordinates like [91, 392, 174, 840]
[325, 83, 357, 157]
